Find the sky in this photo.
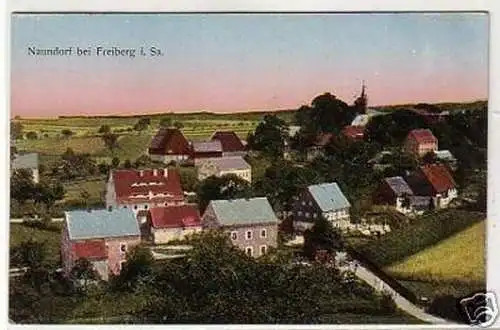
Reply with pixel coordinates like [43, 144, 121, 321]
[11, 13, 489, 117]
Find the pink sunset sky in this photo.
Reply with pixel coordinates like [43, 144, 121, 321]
[11, 13, 489, 117]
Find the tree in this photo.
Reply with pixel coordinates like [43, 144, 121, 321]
[32, 181, 65, 208]
[12, 239, 47, 269]
[11, 121, 24, 140]
[134, 155, 151, 168]
[61, 129, 74, 139]
[180, 169, 199, 192]
[111, 156, 121, 168]
[303, 216, 343, 260]
[123, 159, 133, 168]
[11, 169, 36, 204]
[173, 121, 184, 129]
[134, 118, 151, 133]
[26, 131, 38, 140]
[247, 114, 289, 157]
[70, 258, 99, 289]
[197, 174, 253, 213]
[159, 117, 172, 128]
[98, 124, 111, 134]
[98, 162, 110, 175]
[111, 245, 154, 291]
[101, 133, 119, 151]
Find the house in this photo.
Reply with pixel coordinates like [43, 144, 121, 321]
[284, 126, 301, 160]
[201, 197, 278, 258]
[191, 140, 223, 159]
[146, 205, 202, 244]
[196, 156, 252, 183]
[11, 152, 39, 183]
[404, 129, 438, 158]
[306, 133, 335, 161]
[292, 182, 351, 233]
[340, 125, 365, 142]
[373, 176, 430, 215]
[148, 128, 191, 163]
[410, 108, 449, 125]
[61, 208, 141, 281]
[434, 150, 458, 170]
[105, 168, 185, 220]
[211, 131, 246, 156]
[406, 164, 458, 209]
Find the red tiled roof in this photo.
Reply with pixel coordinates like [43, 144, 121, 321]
[111, 168, 184, 204]
[314, 133, 336, 147]
[149, 205, 201, 229]
[211, 131, 245, 153]
[72, 240, 107, 260]
[407, 129, 437, 145]
[149, 128, 191, 155]
[420, 164, 456, 194]
[341, 126, 365, 140]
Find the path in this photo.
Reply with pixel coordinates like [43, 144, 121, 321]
[341, 262, 453, 325]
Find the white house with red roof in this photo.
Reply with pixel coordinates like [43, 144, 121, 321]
[105, 168, 185, 220]
[406, 164, 458, 209]
[147, 205, 202, 244]
[404, 128, 438, 158]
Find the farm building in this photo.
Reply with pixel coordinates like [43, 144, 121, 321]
[292, 182, 351, 233]
[105, 168, 185, 216]
[202, 197, 278, 258]
[196, 156, 252, 183]
[373, 176, 431, 215]
[191, 140, 223, 159]
[61, 208, 141, 281]
[404, 129, 438, 158]
[148, 128, 191, 163]
[146, 205, 202, 244]
[406, 164, 458, 209]
[211, 131, 246, 157]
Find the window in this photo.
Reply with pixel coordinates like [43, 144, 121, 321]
[308, 201, 313, 206]
[305, 212, 310, 218]
[313, 213, 317, 218]
[120, 243, 127, 254]
[144, 205, 148, 209]
[302, 201, 306, 206]
[123, 205, 127, 209]
[260, 245, 267, 255]
[246, 230, 253, 240]
[119, 260, 126, 270]
[245, 246, 253, 257]
[260, 229, 267, 238]
[298, 211, 303, 216]
[231, 231, 238, 240]
[134, 205, 138, 210]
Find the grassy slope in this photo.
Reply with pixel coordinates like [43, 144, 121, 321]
[385, 221, 485, 283]
[10, 223, 63, 268]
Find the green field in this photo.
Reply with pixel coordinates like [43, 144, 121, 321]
[10, 223, 63, 268]
[386, 221, 485, 283]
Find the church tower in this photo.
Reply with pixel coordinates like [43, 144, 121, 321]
[354, 81, 368, 114]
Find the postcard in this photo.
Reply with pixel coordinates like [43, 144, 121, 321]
[8, 12, 491, 327]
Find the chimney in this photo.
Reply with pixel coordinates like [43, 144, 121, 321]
[153, 168, 158, 176]
[164, 168, 169, 177]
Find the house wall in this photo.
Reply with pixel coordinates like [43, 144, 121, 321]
[104, 235, 142, 276]
[194, 151, 223, 159]
[152, 226, 202, 244]
[32, 168, 39, 183]
[225, 223, 278, 258]
[373, 182, 397, 205]
[150, 154, 190, 164]
[219, 168, 252, 183]
[222, 151, 247, 157]
[435, 188, 458, 208]
[61, 224, 72, 276]
[92, 260, 109, 281]
[404, 137, 438, 157]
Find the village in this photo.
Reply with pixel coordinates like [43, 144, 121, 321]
[9, 82, 488, 325]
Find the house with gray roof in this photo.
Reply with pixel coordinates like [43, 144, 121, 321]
[61, 208, 141, 281]
[11, 152, 39, 183]
[373, 176, 431, 215]
[201, 197, 278, 258]
[434, 150, 458, 170]
[196, 156, 252, 183]
[292, 182, 351, 232]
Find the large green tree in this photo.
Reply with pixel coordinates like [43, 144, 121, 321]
[247, 114, 289, 158]
[197, 174, 253, 213]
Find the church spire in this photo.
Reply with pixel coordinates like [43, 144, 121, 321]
[354, 80, 368, 114]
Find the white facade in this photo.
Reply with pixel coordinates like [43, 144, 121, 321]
[435, 188, 458, 208]
[151, 226, 202, 244]
[150, 154, 190, 164]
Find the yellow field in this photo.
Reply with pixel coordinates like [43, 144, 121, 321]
[385, 221, 485, 282]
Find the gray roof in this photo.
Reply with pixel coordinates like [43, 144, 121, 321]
[65, 208, 140, 240]
[209, 197, 278, 226]
[435, 150, 456, 161]
[11, 153, 38, 170]
[384, 176, 414, 196]
[308, 182, 351, 212]
[198, 156, 250, 171]
[192, 141, 223, 153]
